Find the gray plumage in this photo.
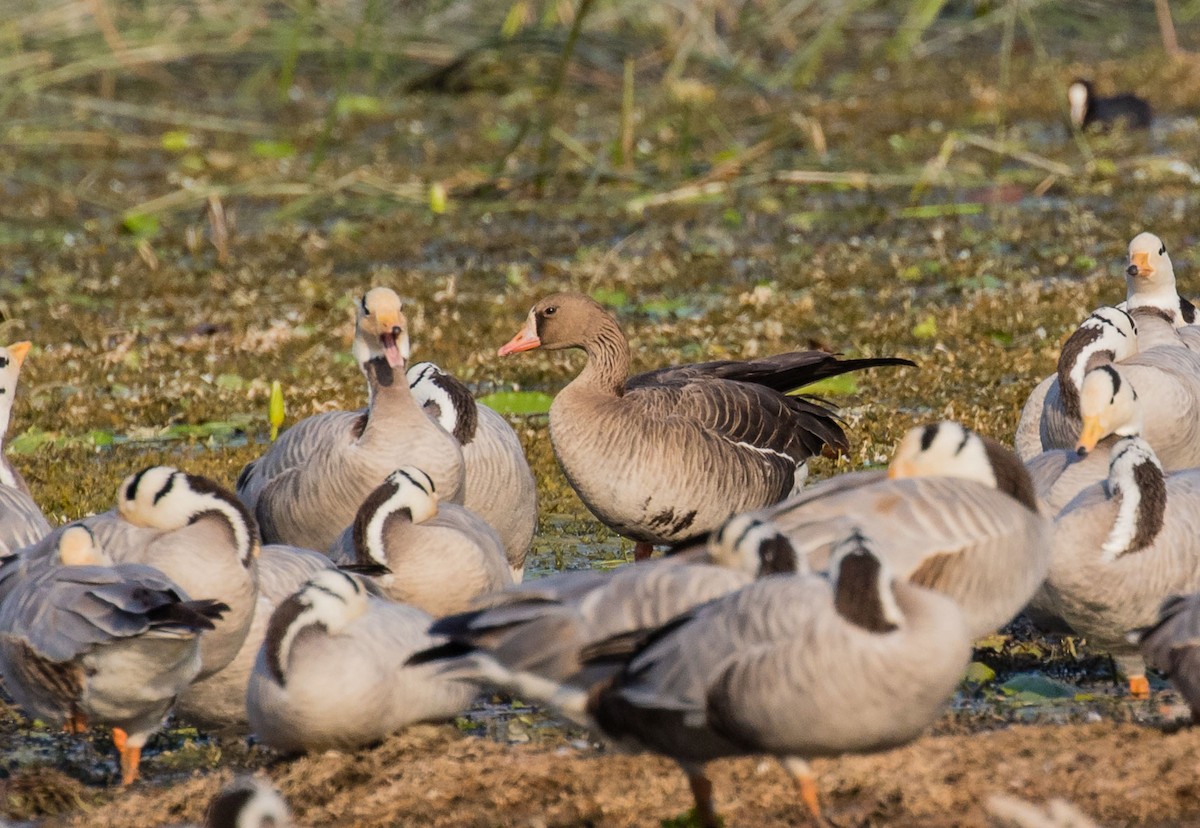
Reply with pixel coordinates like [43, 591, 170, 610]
[0, 340, 49, 555]
[329, 467, 512, 615]
[408, 361, 536, 577]
[499, 292, 914, 546]
[200, 777, 293, 828]
[1139, 593, 1200, 719]
[83, 466, 259, 681]
[246, 570, 475, 754]
[175, 544, 335, 731]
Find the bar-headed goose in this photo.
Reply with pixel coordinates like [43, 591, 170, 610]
[718, 421, 1050, 640]
[174, 543, 336, 731]
[1047, 434, 1200, 698]
[329, 467, 512, 614]
[1138, 593, 1200, 720]
[84, 466, 259, 681]
[246, 570, 475, 754]
[572, 532, 969, 827]
[0, 341, 50, 555]
[498, 292, 914, 558]
[1121, 232, 1197, 331]
[199, 777, 293, 828]
[0, 525, 227, 784]
[408, 361, 536, 577]
[1068, 79, 1152, 131]
[238, 293, 466, 551]
[1014, 307, 1138, 461]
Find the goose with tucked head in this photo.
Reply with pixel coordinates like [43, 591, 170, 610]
[497, 292, 914, 560]
[0, 341, 50, 555]
[84, 466, 259, 681]
[329, 466, 511, 615]
[1067, 79, 1151, 131]
[0, 524, 227, 785]
[246, 569, 474, 754]
[1015, 307, 1139, 460]
[1048, 432, 1200, 699]
[239, 293, 465, 551]
[408, 361, 536, 577]
[201, 777, 293, 828]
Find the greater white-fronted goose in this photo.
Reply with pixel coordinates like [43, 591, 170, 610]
[1014, 307, 1138, 461]
[245, 570, 475, 754]
[410, 521, 800, 708]
[1046, 434, 1200, 698]
[717, 421, 1050, 640]
[497, 292, 914, 559]
[237, 291, 466, 550]
[329, 467, 512, 615]
[1068, 79, 1152, 131]
[515, 531, 969, 827]
[0, 341, 50, 555]
[84, 466, 259, 681]
[0, 525, 227, 784]
[174, 543, 335, 731]
[1138, 593, 1200, 720]
[408, 361, 536, 577]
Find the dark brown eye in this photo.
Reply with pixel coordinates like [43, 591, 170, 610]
[1160, 245, 1166, 256]
[361, 296, 370, 316]
[0, 357, 7, 368]
[543, 306, 557, 316]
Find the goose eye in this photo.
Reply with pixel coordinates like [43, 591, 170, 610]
[1159, 245, 1166, 256]
[543, 306, 557, 317]
[0, 357, 7, 368]
[361, 296, 370, 316]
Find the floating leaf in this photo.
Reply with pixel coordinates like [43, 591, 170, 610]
[999, 673, 1077, 701]
[477, 390, 553, 415]
[911, 316, 938, 340]
[9, 428, 54, 454]
[251, 140, 297, 159]
[215, 373, 245, 391]
[88, 430, 115, 448]
[121, 213, 160, 239]
[898, 202, 982, 219]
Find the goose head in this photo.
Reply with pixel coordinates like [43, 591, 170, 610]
[1125, 232, 1179, 312]
[352, 287, 410, 370]
[407, 361, 478, 444]
[264, 570, 367, 687]
[708, 513, 802, 576]
[1060, 307, 1138, 396]
[118, 466, 259, 566]
[0, 341, 31, 442]
[56, 524, 112, 567]
[498, 293, 616, 355]
[351, 467, 439, 566]
[204, 777, 292, 828]
[1076, 365, 1141, 455]
[1067, 79, 1092, 128]
[829, 529, 902, 633]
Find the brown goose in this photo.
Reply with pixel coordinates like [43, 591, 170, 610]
[329, 467, 512, 614]
[0, 341, 50, 555]
[498, 292, 914, 559]
[1014, 307, 1138, 461]
[711, 421, 1051, 640]
[407, 361, 536, 577]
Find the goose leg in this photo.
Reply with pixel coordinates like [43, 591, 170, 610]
[633, 542, 654, 562]
[64, 708, 88, 734]
[680, 762, 721, 828]
[1128, 675, 1151, 699]
[111, 727, 141, 785]
[781, 756, 826, 825]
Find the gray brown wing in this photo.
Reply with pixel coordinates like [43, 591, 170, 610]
[1139, 594, 1200, 713]
[0, 486, 51, 556]
[259, 544, 335, 602]
[628, 353, 914, 395]
[236, 410, 365, 508]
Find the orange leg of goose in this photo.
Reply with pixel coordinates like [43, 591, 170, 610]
[685, 769, 721, 828]
[64, 709, 88, 735]
[782, 756, 826, 825]
[1129, 675, 1151, 699]
[111, 727, 141, 785]
[634, 542, 654, 562]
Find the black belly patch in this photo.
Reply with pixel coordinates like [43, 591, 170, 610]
[647, 508, 698, 535]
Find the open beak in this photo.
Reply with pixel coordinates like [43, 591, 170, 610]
[6, 341, 31, 369]
[1075, 415, 1106, 456]
[1127, 251, 1152, 279]
[375, 314, 409, 368]
[498, 317, 541, 356]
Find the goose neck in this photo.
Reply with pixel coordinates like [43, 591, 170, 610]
[573, 322, 630, 396]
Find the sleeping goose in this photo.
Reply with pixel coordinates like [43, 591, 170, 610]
[1138, 593, 1200, 720]
[0, 341, 50, 554]
[245, 569, 475, 754]
[498, 292, 914, 559]
[84, 466, 259, 681]
[247, 353, 465, 552]
[1045, 434, 1200, 698]
[1014, 307, 1138, 461]
[408, 361, 536, 576]
[715, 421, 1050, 640]
[408, 521, 796, 701]
[484, 531, 969, 828]
[0, 525, 227, 784]
[174, 543, 336, 731]
[198, 777, 293, 828]
[1068, 79, 1152, 131]
[329, 467, 512, 614]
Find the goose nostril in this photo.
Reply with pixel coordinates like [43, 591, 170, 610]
[1125, 264, 1139, 277]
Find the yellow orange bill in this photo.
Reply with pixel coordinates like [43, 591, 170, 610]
[498, 319, 540, 356]
[6, 341, 31, 368]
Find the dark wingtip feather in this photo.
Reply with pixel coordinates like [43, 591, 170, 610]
[339, 562, 392, 577]
[406, 640, 475, 667]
